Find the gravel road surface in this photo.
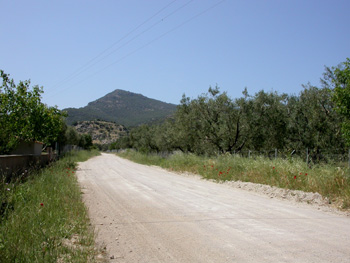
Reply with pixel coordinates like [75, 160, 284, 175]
[77, 153, 350, 263]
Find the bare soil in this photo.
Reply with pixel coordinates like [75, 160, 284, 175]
[77, 153, 350, 262]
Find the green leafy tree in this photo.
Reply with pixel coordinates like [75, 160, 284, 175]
[129, 125, 159, 153]
[286, 84, 343, 153]
[172, 94, 200, 153]
[110, 135, 131, 150]
[0, 70, 66, 154]
[78, 134, 93, 149]
[331, 58, 350, 145]
[106, 61, 348, 158]
[241, 90, 289, 151]
[153, 120, 177, 153]
[65, 126, 80, 145]
[174, 86, 246, 155]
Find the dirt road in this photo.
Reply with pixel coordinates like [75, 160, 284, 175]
[77, 153, 350, 262]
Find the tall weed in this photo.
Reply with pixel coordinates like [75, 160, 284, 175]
[0, 150, 101, 263]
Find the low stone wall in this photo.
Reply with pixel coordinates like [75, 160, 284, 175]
[0, 153, 56, 180]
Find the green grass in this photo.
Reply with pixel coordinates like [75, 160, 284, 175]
[117, 150, 350, 209]
[0, 150, 101, 263]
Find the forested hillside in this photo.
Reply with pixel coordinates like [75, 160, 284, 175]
[111, 59, 350, 162]
[64, 89, 177, 127]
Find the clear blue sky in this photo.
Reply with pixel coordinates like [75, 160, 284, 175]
[1, 0, 349, 109]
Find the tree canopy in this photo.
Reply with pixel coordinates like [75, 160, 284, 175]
[331, 58, 350, 145]
[111, 60, 348, 160]
[0, 70, 66, 154]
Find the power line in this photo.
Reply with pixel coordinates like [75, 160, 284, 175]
[100, 0, 227, 73]
[48, 0, 194, 93]
[48, 0, 178, 92]
[48, 0, 226, 99]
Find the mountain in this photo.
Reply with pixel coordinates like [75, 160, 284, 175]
[64, 89, 177, 127]
[73, 120, 127, 145]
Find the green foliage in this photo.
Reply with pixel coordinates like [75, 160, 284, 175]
[109, 136, 131, 150]
[173, 86, 246, 155]
[331, 58, 350, 145]
[0, 71, 66, 154]
[62, 149, 100, 163]
[65, 126, 80, 145]
[112, 85, 345, 159]
[0, 150, 100, 262]
[287, 84, 343, 151]
[242, 90, 289, 150]
[78, 134, 93, 150]
[129, 125, 159, 153]
[110, 59, 348, 163]
[62, 126, 93, 150]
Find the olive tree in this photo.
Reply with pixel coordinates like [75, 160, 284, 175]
[174, 86, 246, 155]
[331, 58, 350, 145]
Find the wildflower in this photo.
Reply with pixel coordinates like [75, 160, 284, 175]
[294, 176, 297, 179]
[299, 173, 302, 175]
[40, 203, 44, 207]
[305, 173, 308, 176]
[273, 167, 275, 169]
[7, 188, 10, 191]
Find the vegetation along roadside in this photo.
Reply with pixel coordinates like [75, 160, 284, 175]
[113, 58, 350, 211]
[0, 150, 102, 263]
[117, 150, 350, 210]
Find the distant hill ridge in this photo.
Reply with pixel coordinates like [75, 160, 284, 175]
[64, 89, 177, 127]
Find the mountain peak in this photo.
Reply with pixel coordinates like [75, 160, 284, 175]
[64, 89, 177, 127]
[88, 89, 146, 105]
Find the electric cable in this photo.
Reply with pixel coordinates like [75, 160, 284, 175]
[48, 0, 178, 91]
[48, 0, 226, 99]
[48, 0, 194, 94]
